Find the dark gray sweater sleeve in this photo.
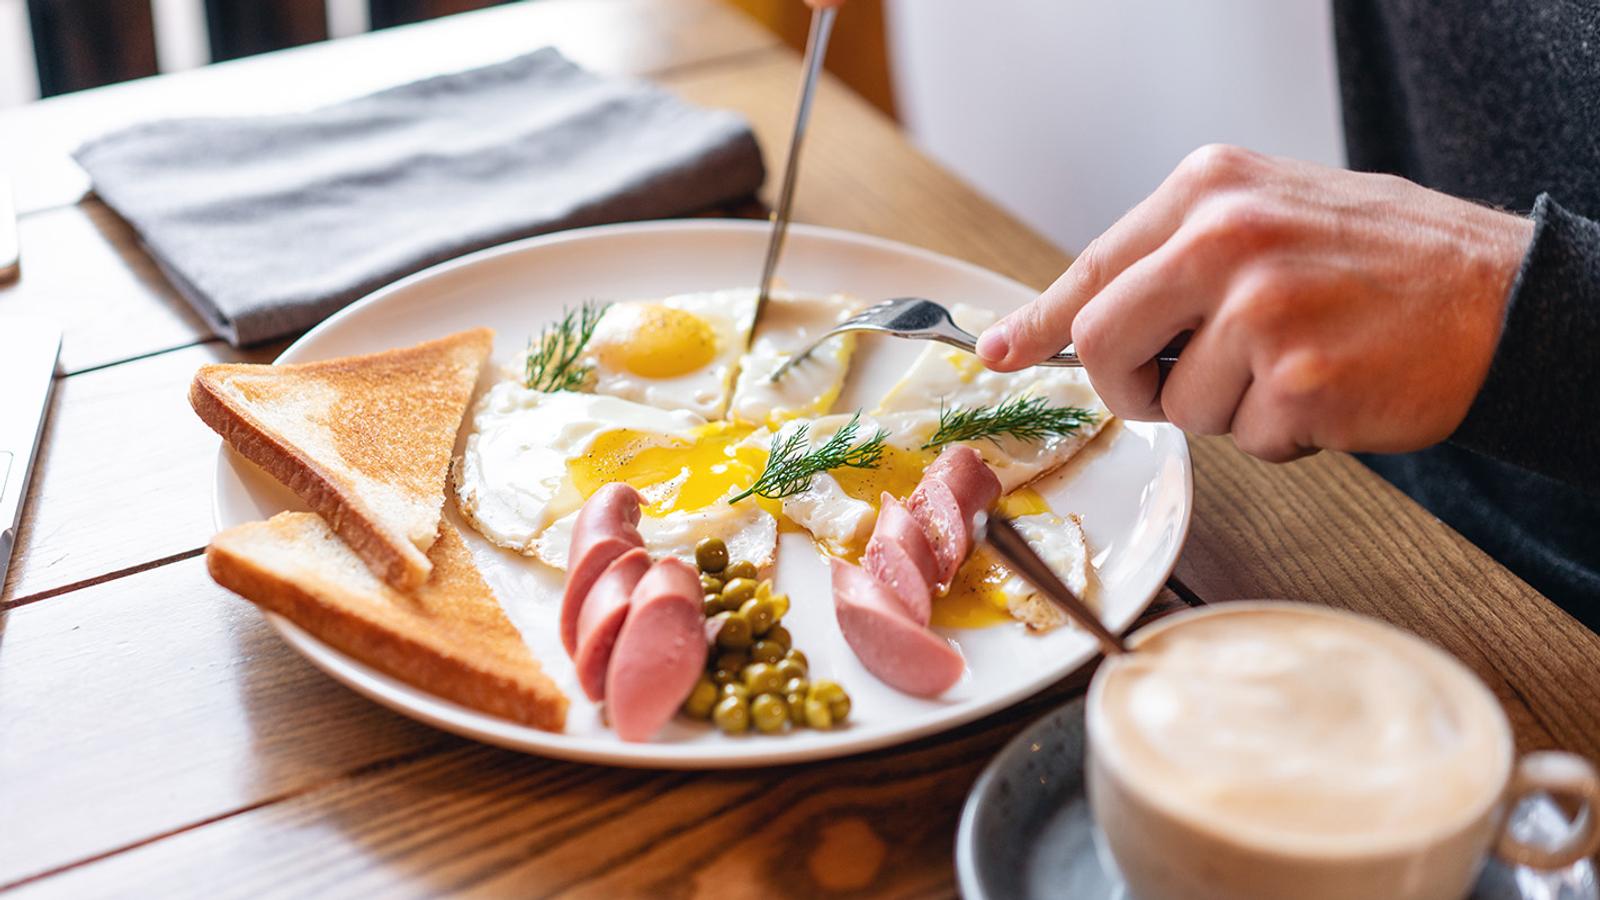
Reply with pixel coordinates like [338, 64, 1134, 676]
[1450, 194, 1600, 495]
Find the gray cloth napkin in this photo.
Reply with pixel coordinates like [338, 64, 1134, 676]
[73, 48, 766, 346]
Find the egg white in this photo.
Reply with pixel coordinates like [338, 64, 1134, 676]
[728, 292, 860, 427]
[533, 501, 778, 572]
[453, 381, 704, 553]
[992, 512, 1091, 632]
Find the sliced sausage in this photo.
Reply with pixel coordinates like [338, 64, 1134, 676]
[925, 445, 1001, 525]
[863, 493, 937, 625]
[573, 547, 650, 702]
[905, 476, 972, 589]
[832, 559, 965, 698]
[607, 558, 709, 742]
[560, 483, 644, 657]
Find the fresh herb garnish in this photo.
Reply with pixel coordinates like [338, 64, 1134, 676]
[524, 301, 609, 392]
[922, 395, 1097, 449]
[730, 412, 888, 503]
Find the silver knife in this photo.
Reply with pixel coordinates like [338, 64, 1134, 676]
[753, 6, 838, 328]
[0, 316, 61, 595]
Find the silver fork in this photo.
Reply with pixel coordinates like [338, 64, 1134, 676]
[769, 296, 1182, 382]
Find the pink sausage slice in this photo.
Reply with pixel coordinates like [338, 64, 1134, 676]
[863, 493, 937, 625]
[573, 547, 651, 702]
[905, 476, 973, 589]
[561, 483, 644, 657]
[607, 558, 709, 742]
[924, 445, 1001, 525]
[832, 559, 965, 698]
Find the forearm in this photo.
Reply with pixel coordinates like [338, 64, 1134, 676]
[1451, 194, 1600, 495]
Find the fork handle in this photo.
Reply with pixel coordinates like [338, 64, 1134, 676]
[923, 328, 1182, 370]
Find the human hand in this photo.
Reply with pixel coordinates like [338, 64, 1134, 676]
[975, 145, 1535, 461]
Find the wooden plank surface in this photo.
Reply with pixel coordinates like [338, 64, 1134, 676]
[0, 0, 778, 215]
[0, 341, 282, 606]
[1175, 437, 1600, 759]
[0, 558, 455, 889]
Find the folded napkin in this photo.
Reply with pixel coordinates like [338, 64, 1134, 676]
[74, 49, 766, 346]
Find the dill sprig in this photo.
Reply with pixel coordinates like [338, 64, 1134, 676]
[730, 412, 888, 503]
[922, 395, 1097, 449]
[524, 301, 609, 392]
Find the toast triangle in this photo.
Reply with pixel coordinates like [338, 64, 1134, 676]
[208, 512, 567, 730]
[191, 329, 493, 590]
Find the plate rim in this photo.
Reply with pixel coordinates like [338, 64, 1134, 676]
[212, 217, 1194, 769]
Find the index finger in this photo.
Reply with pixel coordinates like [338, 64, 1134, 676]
[975, 160, 1204, 371]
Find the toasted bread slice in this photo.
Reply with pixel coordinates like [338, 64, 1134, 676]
[192, 329, 493, 590]
[209, 512, 567, 730]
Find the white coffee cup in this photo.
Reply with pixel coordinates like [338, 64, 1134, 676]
[1086, 602, 1600, 900]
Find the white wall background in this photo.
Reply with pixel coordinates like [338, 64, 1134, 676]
[886, 0, 1346, 253]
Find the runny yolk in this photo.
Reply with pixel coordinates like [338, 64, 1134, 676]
[829, 445, 932, 508]
[932, 547, 1019, 628]
[595, 303, 718, 378]
[567, 421, 775, 517]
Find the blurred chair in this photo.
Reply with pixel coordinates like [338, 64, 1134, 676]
[25, 0, 510, 97]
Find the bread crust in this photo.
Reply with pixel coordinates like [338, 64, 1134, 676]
[207, 515, 567, 730]
[190, 329, 492, 591]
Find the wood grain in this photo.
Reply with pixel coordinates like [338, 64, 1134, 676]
[0, 0, 778, 216]
[0, 557, 457, 889]
[1176, 437, 1600, 759]
[0, 580, 1186, 897]
[0, 341, 283, 606]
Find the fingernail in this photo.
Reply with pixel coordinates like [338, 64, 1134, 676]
[976, 326, 1009, 363]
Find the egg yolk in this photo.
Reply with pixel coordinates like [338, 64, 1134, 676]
[932, 547, 1020, 628]
[596, 304, 718, 378]
[568, 421, 771, 516]
[829, 445, 933, 507]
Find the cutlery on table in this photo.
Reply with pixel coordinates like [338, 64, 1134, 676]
[770, 296, 1184, 381]
[0, 316, 62, 592]
[752, 5, 837, 334]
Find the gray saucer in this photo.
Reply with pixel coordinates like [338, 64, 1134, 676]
[955, 698, 1598, 900]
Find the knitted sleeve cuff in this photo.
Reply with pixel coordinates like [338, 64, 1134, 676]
[1451, 193, 1600, 495]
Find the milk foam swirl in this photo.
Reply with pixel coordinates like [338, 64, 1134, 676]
[1092, 605, 1510, 852]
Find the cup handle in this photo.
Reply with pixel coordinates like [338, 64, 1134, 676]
[1494, 751, 1600, 869]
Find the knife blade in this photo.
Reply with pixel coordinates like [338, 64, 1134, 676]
[753, 6, 837, 334]
[0, 316, 62, 594]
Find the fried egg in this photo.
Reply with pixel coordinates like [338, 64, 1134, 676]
[728, 292, 860, 426]
[455, 382, 704, 552]
[934, 511, 1091, 632]
[874, 303, 1111, 493]
[581, 289, 758, 419]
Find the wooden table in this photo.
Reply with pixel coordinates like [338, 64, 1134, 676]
[2, 1, 1596, 895]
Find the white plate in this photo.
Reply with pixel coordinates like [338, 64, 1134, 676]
[213, 220, 1192, 768]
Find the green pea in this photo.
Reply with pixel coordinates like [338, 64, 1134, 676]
[785, 648, 809, 673]
[715, 650, 750, 673]
[726, 560, 758, 581]
[696, 538, 728, 573]
[702, 597, 723, 617]
[786, 691, 808, 726]
[769, 593, 791, 620]
[783, 677, 809, 697]
[720, 577, 758, 607]
[749, 639, 785, 665]
[713, 696, 750, 734]
[700, 574, 724, 596]
[804, 697, 834, 730]
[712, 611, 752, 650]
[739, 598, 776, 636]
[742, 662, 783, 695]
[811, 680, 851, 723]
[765, 624, 792, 650]
[683, 677, 718, 720]
[712, 667, 740, 687]
[721, 682, 751, 702]
[751, 693, 789, 734]
[776, 658, 807, 683]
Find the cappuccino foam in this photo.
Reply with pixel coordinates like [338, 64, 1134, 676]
[1092, 604, 1510, 854]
